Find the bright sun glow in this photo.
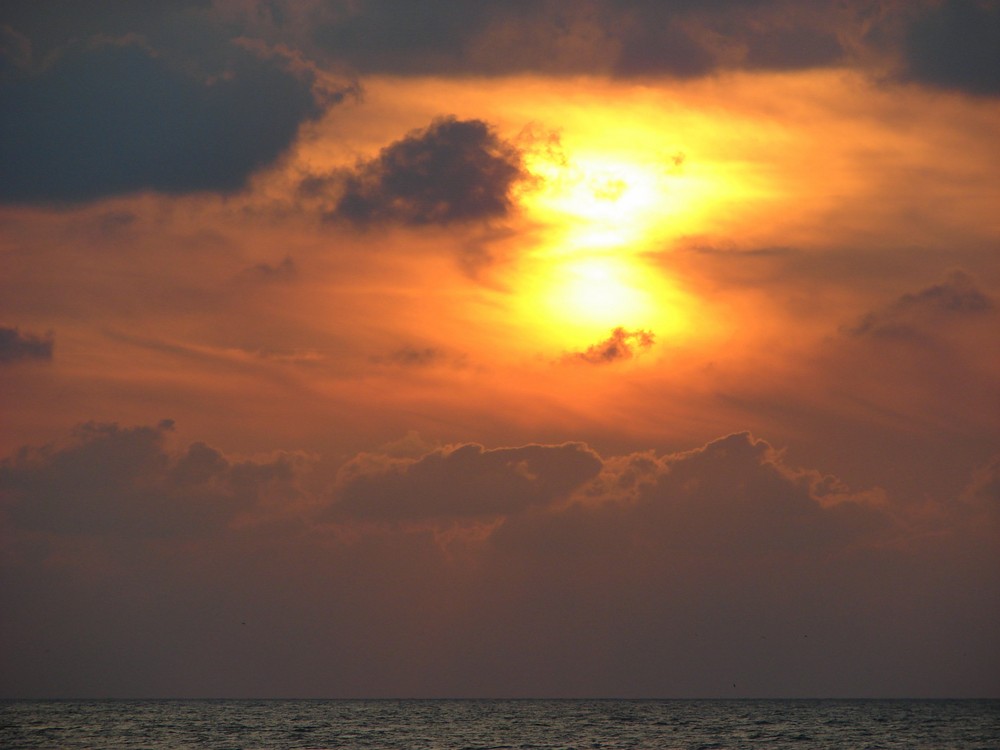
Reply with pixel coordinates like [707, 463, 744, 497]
[507, 147, 699, 351]
[509, 248, 694, 352]
[525, 153, 670, 248]
[546, 257, 650, 328]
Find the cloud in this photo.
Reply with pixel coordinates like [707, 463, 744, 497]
[0, 36, 336, 202]
[847, 270, 994, 340]
[309, 1, 853, 79]
[0, 420, 298, 537]
[612, 10, 716, 78]
[0, 326, 53, 363]
[573, 327, 654, 364]
[901, 0, 1000, 95]
[374, 346, 449, 368]
[482, 434, 897, 594]
[742, 26, 844, 70]
[313, 1, 502, 76]
[330, 442, 603, 521]
[2, 424, 997, 697]
[239, 255, 297, 283]
[323, 117, 528, 227]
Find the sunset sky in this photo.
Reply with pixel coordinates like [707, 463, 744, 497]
[1, 0, 998, 699]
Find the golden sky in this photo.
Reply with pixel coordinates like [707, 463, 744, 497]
[1, 0, 998, 699]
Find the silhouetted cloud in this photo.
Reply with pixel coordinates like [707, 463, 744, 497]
[0, 36, 336, 203]
[491, 432, 891, 561]
[0, 420, 297, 537]
[901, 0, 1000, 95]
[2, 424, 997, 697]
[848, 271, 994, 339]
[574, 327, 654, 364]
[331, 442, 602, 521]
[326, 117, 527, 227]
[0, 326, 53, 363]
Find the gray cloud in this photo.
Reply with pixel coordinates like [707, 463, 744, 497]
[0, 34, 340, 203]
[0, 420, 297, 537]
[847, 270, 994, 340]
[331, 442, 603, 521]
[1, 424, 997, 697]
[901, 0, 1000, 96]
[0, 326, 53, 363]
[492, 432, 892, 562]
[742, 26, 844, 71]
[324, 117, 527, 227]
[310, 0, 850, 80]
[612, 11, 716, 78]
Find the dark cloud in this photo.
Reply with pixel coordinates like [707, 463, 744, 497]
[331, 442, 603, 521]
[492, 432, 892, 563]
[574, 327, 654, 364]
[2, 426, 997, 697]
[901, 0, 1000, 95]
[0, 326, 53, 363]
[309, 0, 848, 79]
[313, 1, 510, 76]
[848, 270, 994, 339]
[612, 12, 715, 78]
[0, 421, 297, 537]
[0, 1, 210, 64]
[0, 36, 334, 203]
[743, 26, 845, 70]
[326, 117, 527, 227]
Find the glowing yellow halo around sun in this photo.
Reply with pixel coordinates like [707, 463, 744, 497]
[514, 151, 689, 349]
[546, 256, 650, 329]
[526, 154, 668, 249]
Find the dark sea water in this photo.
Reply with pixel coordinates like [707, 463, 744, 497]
[1, 699, 997, 750]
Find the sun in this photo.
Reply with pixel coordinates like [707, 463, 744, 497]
[506, 149, 696, 350]
[545, 256, 650, 330]
[525, 152, 668, 249]
[507, 247, 692, 352]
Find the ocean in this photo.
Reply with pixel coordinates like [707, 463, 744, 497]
[1, 699, 997, 749]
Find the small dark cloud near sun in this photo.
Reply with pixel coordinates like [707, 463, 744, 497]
[0, 326, 53, 364]
[574, 327, 655, 364]
[847, 270, 994, 340]
[324, 117, 528, 228]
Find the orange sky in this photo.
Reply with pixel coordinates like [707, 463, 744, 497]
[1, 0, 998, 699]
